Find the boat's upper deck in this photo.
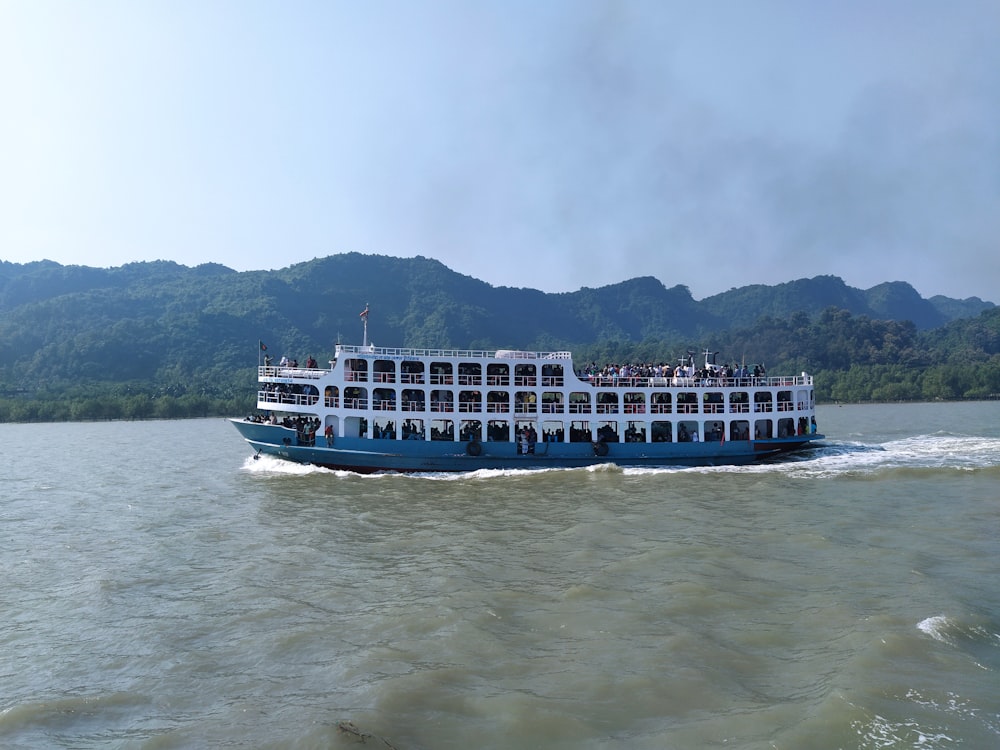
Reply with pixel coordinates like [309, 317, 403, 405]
[333, 344, 573, 360]
[258, 364, 814, 389]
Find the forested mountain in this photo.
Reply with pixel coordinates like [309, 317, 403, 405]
[0, 253, 997, 420]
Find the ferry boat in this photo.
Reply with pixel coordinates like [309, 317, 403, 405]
[231, 334, 825, 473]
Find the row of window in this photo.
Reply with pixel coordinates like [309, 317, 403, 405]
[259, 386, 814, 414]
[341, 358, 565, 386]
[343, 416, 817, 443]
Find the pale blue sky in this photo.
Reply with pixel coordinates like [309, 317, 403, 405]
[2, 1, 998, 301]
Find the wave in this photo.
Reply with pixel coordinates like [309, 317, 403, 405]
[918, 613, 1000, 671]
[802, 435, 1000, 476]
[241, 454, 339, 475]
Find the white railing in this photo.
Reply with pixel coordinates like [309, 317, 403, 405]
[578, 374, 813, 388]
[335, 345, 573, 360]
[259, 366, 325, 379]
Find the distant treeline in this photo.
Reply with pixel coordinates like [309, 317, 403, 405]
[1, 255, 998, 422]
[2, 305, 999, 423]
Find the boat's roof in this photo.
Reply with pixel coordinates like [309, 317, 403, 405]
[334, 344, 573, 360]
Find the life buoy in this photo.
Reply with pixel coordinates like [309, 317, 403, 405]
[466, 440, 483, 457]
[593, 440, 609, 457]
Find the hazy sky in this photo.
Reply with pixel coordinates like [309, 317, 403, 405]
[2, 1, 998, 301]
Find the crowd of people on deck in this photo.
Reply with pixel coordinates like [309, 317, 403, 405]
[578, 360, 766, 385]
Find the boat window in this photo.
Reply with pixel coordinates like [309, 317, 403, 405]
[372, 388, 396, 411]
[541, 364, 564, 386]
[487, 419, 510, 441]
[344, 358, 369, 382]
[324, 385, 339, 408]
[651, 392, 671, 414]
[729, 392, 749, 413]
[487, 363, 510, 386]
[344, 387, 368, 410]
[777, 390, 793, 412]
[754, 392, 774, 412]
[777, 418, 794, 438]
[431, 419, 454, 441]
[460, 419, 482, 441]
[401, 389, 425, 411]
[486, 391, 509, 413]
[401, 418, 425, 440]
[430, 390, 454, 412]
[651, 420, 673, 442]
[624, 392, 645, 414]
[541, 392, 564, 413]
[596, 392, 618, 415]
[569, 392, 591, 414]
[401, 360, 425, 384]
[625, 421, 646, 442]
[795, 389, 811, 410]
[729, 420, 750, 440]
[373, 359, 396, 383]
[541, 420, 564, 442]
[703, 391, 724, 414]
[346, 415, 367, 438]
[430, 362, 454, 385]
[570, 420, 592, 442]
[515, 421, 538, 453]
[515, 391, 537, 414]
[373, 418, 397, 439]
[677, 420, 699, 442]
[458, 363, 482, 386]
[596, 421, 619, 442]
[754, 419, 773, 439]
[676, 392, 698, 414]
[514, 363, 536, 386]
[705, 421, 724, 441]
[458, 390, 482, 413]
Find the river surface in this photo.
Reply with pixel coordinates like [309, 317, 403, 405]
[2, 402, 999, 749]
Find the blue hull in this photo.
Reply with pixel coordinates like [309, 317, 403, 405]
[230, 419, 822, 473]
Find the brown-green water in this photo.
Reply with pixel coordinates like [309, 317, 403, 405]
[3, 402, 999, 748]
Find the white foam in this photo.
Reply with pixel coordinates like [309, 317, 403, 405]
[241, 454, 335, 475]
[917, 615, 952, 643]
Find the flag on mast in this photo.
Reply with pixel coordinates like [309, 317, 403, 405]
[360, 305, 369, 320]
[259, 340, 267, 351]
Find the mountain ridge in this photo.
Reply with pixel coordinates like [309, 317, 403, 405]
[0, 254, 995, 392]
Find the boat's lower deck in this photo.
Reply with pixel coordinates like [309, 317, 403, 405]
[232, 419, 823, 473]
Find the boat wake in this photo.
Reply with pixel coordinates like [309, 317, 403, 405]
[918, 613, 1000, 671]
[613, 433, 1000, 479]
[240, 434, 1000, 480]
[241, 454, 338, 475]
[799, 434, 1000, 477]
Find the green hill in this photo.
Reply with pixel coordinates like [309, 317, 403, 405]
[0, 253, 996, 420]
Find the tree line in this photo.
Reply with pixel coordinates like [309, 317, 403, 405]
[2, 304, 998, 423]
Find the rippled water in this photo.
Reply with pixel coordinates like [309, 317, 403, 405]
[2, 402, 999, 749]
